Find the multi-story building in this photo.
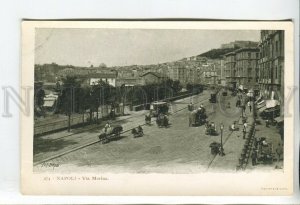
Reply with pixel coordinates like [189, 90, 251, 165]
[219, 59, 226, 86]
[224, 51, 237, 89]
[258, 30, 284, 113]
[234, 47, 260, 90]
[224, 47, 259, 90]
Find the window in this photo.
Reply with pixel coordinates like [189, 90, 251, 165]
[275, 66, 278, 79]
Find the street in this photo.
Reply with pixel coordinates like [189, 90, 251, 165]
[34, 90, 254, 173]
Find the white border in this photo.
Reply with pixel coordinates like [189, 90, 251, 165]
[0, 0, 299, 204]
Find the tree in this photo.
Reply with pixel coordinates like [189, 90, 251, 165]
[57, 76, 82, 131]
[89, 80, 114, 123]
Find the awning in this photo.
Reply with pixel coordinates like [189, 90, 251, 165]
[257, 101, 266, 109]
[266, 100, 279, 108]
[274, 116, 284, 123]
[264, 106, 280, 113]
[43, 99, 56, 107]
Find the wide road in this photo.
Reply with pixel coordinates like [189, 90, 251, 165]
[34, 90, 250, 173]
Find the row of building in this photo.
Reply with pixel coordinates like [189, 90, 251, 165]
[221, 30, 284, 115]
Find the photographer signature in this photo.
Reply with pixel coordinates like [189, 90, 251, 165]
[41, 162, 60, 169]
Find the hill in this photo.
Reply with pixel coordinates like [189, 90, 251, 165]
[198, 47, 238, 59]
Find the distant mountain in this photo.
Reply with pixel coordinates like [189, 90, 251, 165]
[198, 47, 238, 59]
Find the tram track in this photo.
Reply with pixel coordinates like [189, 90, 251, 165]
[34, 94, 211, 166]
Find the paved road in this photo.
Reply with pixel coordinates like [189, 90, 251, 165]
[34, 90, 255, 173]
[34, 91, 211, 164]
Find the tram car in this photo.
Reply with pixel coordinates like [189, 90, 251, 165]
[98, 125, 123, 144]
[189, 108, 207, 127]
[151, 101, 169, 117]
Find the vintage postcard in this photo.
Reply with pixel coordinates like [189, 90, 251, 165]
[21, 21, 295, 195]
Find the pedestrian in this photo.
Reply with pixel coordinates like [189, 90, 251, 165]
[266, 119, 270, 127]
[251, 149, 257, 166]
[150, 103, 154, 116]
[275, 143, 283, 162]
[242, 125, 246, 139]
[247, 101, 252, 112]
[236, 99, 240, 107]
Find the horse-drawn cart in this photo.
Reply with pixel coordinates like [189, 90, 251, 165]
[189, 108, 207, 127]
[257, 139, 274, 164]
[156, 114, 169, 128]
[205, 122, 218, 136]
[98, 125, 123, 144]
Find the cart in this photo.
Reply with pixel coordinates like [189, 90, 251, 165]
[205, 122, 218, 136]
[189, 109, 207, 127]
[156, 114, 169, 128]
[257, 142, 274, 164]
[209, 142, 221, 155]
[98, 125, 123, 144]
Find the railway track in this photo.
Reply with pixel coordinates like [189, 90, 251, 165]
[34, 94, 210, 166]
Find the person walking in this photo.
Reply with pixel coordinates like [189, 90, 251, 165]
[247, 100, 252, 112]
[242, 124, 247, 139]
[251, 149, 257, 166]
[275, 143, 283, 162]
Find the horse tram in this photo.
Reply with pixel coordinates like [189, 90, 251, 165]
[98, 125, 123, 144]
[151, 101, 169, 117]
[189, 107, 207, 127]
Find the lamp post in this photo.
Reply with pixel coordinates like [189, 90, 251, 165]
[220, 123, 225, 156]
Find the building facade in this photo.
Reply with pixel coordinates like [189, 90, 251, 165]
[258, 30, 284, 113]
[234, 47, 260, 90]
[224, 47, 259, 90]
[224, 52, 237, 89]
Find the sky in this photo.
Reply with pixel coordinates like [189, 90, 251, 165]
[35, 28, 260, 67]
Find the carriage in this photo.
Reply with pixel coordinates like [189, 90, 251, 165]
[189, 108, 207, 127]
[256, 138, 274, 164]
[98, 125, 123, 144]
[156, 113, 169, 128]
[205, 122, 218, 136]
[209, 142, 221, 155]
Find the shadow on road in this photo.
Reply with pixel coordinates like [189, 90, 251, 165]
[33, 138, 78, 155]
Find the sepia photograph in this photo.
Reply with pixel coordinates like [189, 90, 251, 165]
[21, 21, 294, 195]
